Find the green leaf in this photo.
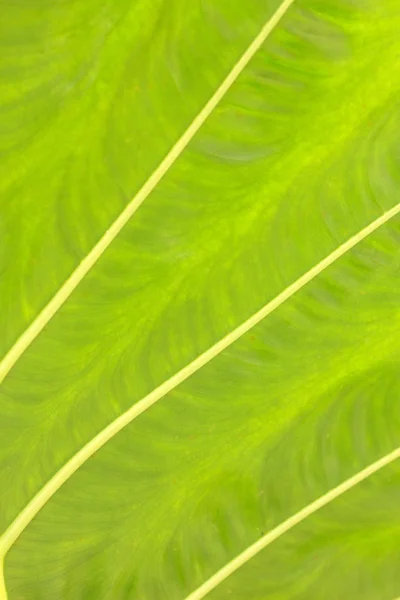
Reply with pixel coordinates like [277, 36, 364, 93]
[1, 0, 400, 599]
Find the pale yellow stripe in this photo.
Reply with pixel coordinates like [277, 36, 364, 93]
[0, 562, 6, 600]
[185, 447, 400, 600]
[1, 201, 399, 563]
[0, 0, 296, 386]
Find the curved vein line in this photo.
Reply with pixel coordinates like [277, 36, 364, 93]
[185, 447, 400, 600]
[1, 202, 399, 561]
[0, 0, 296, 387]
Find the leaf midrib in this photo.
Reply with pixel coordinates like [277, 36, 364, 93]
[0, 0, 296, 386]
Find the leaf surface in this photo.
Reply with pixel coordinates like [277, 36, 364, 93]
[1, 1, 400, 599]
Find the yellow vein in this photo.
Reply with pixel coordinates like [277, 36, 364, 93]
[185, 447, 400, 600]
[0, 0, 296, 387]
[1, 201, 399, 561]
[0, 562, 5, 600]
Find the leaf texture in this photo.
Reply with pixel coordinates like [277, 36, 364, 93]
[1, 0, 400, 599]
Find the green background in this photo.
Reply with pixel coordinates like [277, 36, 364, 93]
[1, 0, 400, 598]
